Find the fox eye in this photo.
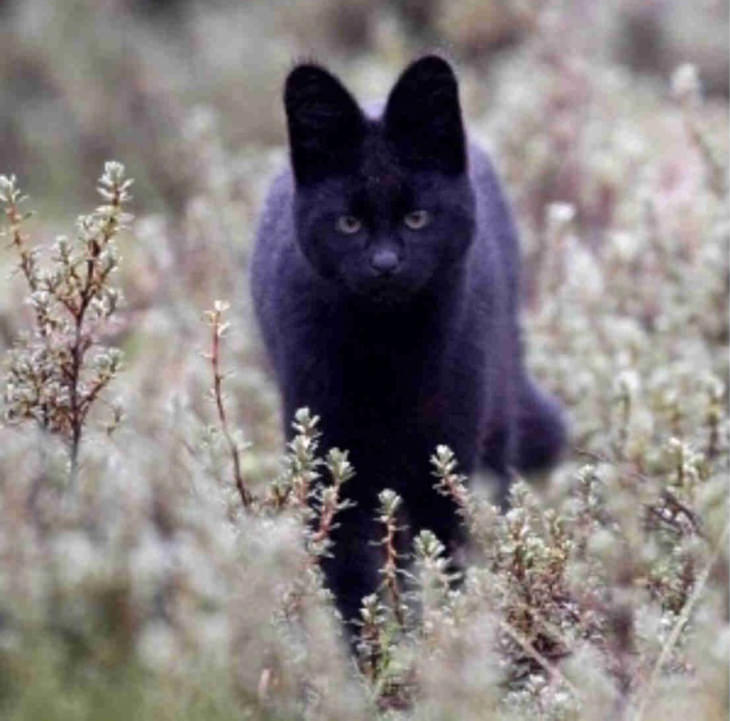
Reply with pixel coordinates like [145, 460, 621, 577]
[404, 209, 431, 230]
[335, 215, 362, 235]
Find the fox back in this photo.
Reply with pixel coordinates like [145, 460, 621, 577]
[251, 56, 565, 627]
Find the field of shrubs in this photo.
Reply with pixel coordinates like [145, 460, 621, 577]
[0, 1, 727, 719]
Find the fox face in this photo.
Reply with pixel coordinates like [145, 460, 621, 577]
[284, 56, 475, 306]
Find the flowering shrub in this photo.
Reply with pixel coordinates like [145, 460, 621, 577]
[2, 163, 132, 484]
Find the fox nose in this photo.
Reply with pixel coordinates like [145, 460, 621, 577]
[370, 247, 400, 275]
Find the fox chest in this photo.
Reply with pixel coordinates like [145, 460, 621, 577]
[327, 340, 482, 452]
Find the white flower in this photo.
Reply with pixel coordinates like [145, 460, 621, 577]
[671, 63, 701, 105]
[546, 202, 576, 227]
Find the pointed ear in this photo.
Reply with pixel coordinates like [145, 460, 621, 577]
[284, 63, 365, 185]
[384, 55, 466, 175]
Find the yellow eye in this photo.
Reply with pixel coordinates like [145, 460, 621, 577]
[404, 209, 431, 230]
[336, 215, 362, 235]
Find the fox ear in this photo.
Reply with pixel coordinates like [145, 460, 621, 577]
[384, 55, 466, 175]
[284, 63, 365, 185]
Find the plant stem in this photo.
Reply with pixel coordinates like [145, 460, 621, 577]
[209, 303, 251, 508]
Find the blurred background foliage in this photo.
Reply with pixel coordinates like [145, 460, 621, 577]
[0, 0, 727, 216]
[0, 1, 728, 719]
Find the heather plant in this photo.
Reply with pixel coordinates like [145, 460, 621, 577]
[1, 162, 132, 484]
[204, 298, 252, 508]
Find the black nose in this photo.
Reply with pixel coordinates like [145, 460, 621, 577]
[370, 248, 400, 275]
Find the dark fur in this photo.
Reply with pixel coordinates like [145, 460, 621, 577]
[251, 56, 566, 627]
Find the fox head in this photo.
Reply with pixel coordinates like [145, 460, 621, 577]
[284, 55, 475, 305]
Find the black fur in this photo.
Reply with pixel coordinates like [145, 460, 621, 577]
[251, 55, 566, 628]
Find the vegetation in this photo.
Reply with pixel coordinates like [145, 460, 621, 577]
[0, 1, 727, 719]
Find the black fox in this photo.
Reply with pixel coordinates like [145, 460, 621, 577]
[251, 55, 566, 627]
